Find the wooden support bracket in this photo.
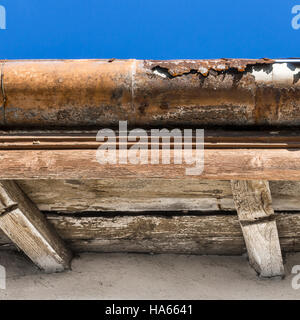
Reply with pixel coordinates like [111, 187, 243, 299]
[231, 180, 284, 278]
[0, 181, 72, 273]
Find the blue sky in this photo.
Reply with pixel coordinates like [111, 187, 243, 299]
[0, 0, 299, 59]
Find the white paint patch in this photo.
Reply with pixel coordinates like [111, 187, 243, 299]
[251, 68, 272, 83]
[153, 69, 168, 78]
[273, 63, 299, 84]
[251, 63, 300, 84]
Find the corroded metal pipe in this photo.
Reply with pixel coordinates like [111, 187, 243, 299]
[0, 58, 299, 128]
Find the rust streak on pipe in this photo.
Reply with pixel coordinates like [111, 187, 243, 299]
[0, 58, 299, 129]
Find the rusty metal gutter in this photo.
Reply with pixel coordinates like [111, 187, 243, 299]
[0, 58, 299, 128]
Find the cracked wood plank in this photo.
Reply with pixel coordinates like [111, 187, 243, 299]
[231, 180, 284, 278]
[0, 181, 72, 272]
[5, 179, 300, 213]
[17, 179, 234, 212]
[14, 179, 300, 213]
[1, 212, 300, 254]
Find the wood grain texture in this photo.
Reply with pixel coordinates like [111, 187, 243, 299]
[0, 181, 72, 272]
[13, 179, 300, 213]
[1, 149, 300, 180]
[231, 180, 284, 277]
[16, 179, 234, 212]
[1, 213, 300, 255]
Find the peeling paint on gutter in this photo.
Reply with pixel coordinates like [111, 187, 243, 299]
[251, 63, 300, 85]
[144, 58, 274, 77]
[0, 59, 299, 128]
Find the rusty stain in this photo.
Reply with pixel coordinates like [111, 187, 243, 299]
[0, 59, 299, 128]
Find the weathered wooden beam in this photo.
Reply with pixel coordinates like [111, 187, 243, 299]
[13, 179, 300, 213]
[17, 179, 234, 212]
[1, 213, 300, 255]
[1, 149, 300, 180]
[0, 181, 72, 272]
[231, 180, 284, 278]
